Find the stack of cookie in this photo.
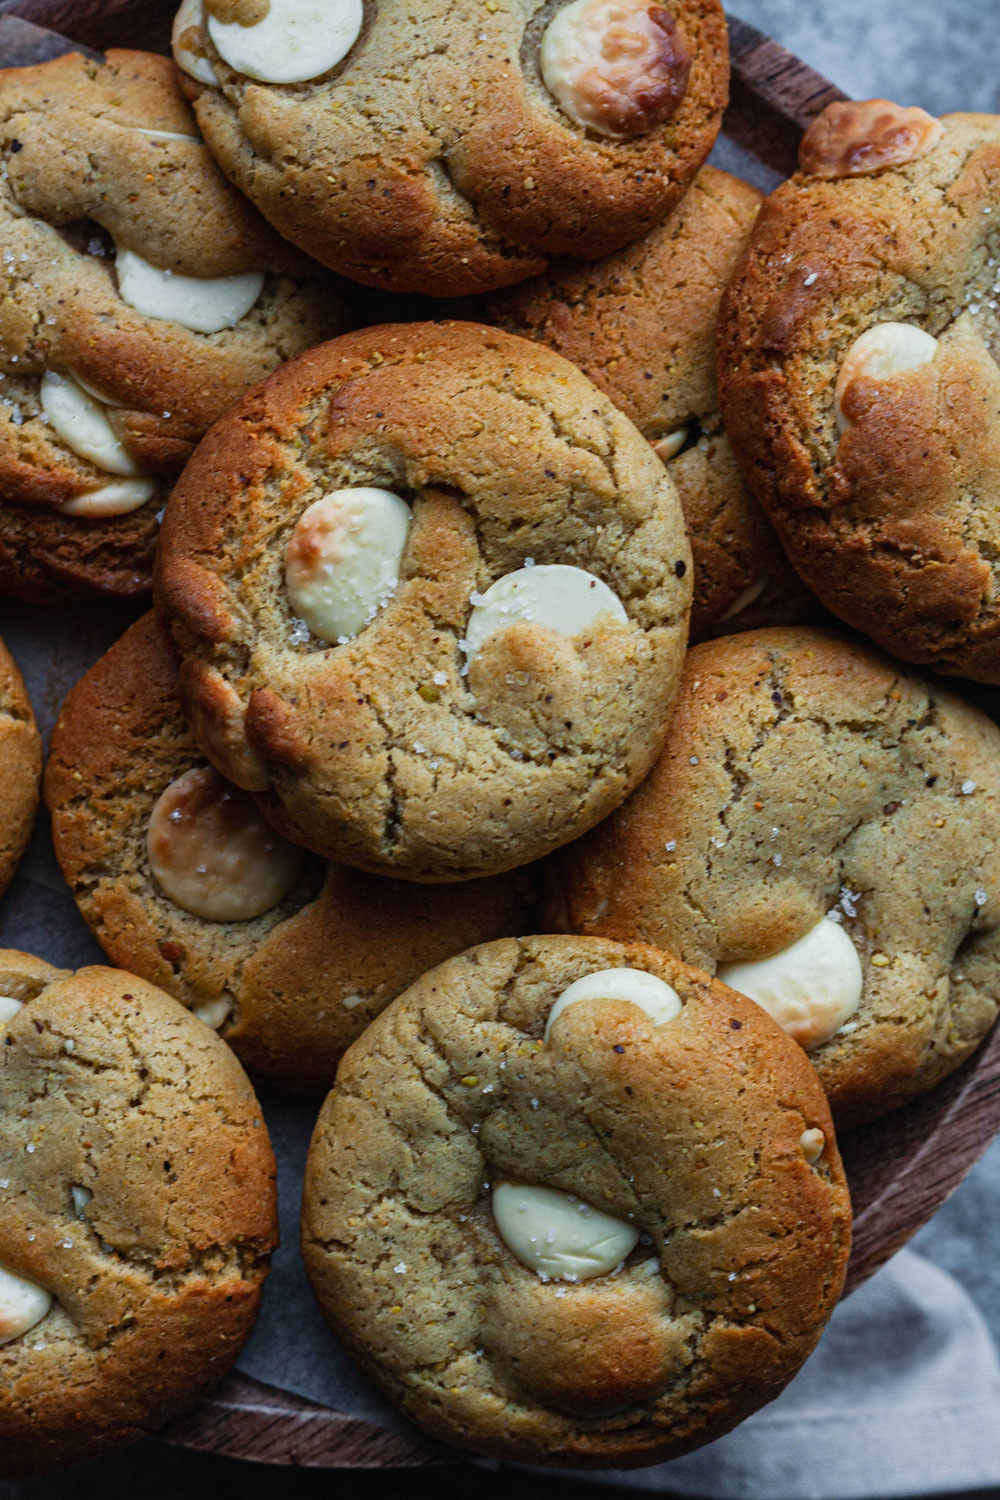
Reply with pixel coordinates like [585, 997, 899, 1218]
[1, 0, 998, 1475]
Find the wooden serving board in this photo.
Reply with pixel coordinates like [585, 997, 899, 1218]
[1, 0, 998, 1471]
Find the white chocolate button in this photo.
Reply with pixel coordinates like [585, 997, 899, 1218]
[492, 1183, 640, 1281]
[718, 575, 768, 623]
[834, 323, 938, 433]
[540, 0, 686, 138]
[717, 917, 863, 1051]
[651, 427, 689, 463]
[39, 372, 142, 477]
[800, 1128, 825, 1165]
[172, 0, 219, 84]
[193, 996, 234, 1030]
[544, 967, 682, 1043]
[465, 565, 627, 661]
[284, 488, 411, 644]
[0, 996, 22, 1025]
[206, 0, 363, 84]
[147, 765, 306, 922]
[0, 1265, 52, 1346]
[134, 127, 203, 145]
[116, 248, 265, 335]
[60, 479, 156, 518]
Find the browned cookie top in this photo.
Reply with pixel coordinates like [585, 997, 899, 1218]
[484, 165, 815, 638]
[45, 613, 537, 1093]
[718, 104, 1000, 683]
[0, 635, 40, 900]
[302, 934, 850, 1467]
[172, 0, 729, 295]
[0, 49, 351, 602]
[0, 952, 276, 1478]
[552, 628, 1000, 1126]
[155, 321, 692, 880]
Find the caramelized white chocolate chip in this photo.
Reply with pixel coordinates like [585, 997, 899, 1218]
[284, 487, 411, 644]
[172, 0, 219, 84]
[39, 372, 142, 476]
[651, 426, 690, 463]
[206, 0, 363, 84]
[192, 995, 234, 1030]
[492, 1183, 640, 1281]
[834, 323, 938, 433]
[0, 996, 23, 1024]
[799, 1128, 825, 1165]
[0, 1265, 52, 1346]
[544, 967, 682, 1043]
[465, 564, 627, 660]
[540, 0, 690, 138]
[116, 248, 265, 334]
[799, 99, 944, 180]
[147, 765, 306, 922]
[60, 479, 156, 518]
[718, 917, 863, 1051]
[718, 575, 768, 623]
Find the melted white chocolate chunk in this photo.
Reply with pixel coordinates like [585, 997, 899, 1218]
[540, 0, 688, 138]
[492, 1183, 640, 1281]
[207, 0, 363, 84]
[40, 372, 142, 476]
[133, 127, 203, 145]
[0, 996, 23, 1024]
[193, 996, 234, 1030]
[718, 575, 768, 623]
[465, 564, 627, 660]
[718, 918, 863, 1051]
[60, 479, 156, 518]
[0, 1265, 52, 1346]
[651, 426, 689, 463]
[284, 487, 411, 644]
[172, 0, 219, 84]
[116, 248, 265, 334]
[835, 323, 938, 433]
[544, 967, 682, 1043]
[800, 1128, 825, 1165]
[147, 765, 306, 922]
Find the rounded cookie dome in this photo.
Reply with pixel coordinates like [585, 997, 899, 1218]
[552, 627, 1000, 1125]
[155, 322, 692, 880]
[0, 635, 41, 901]
[0, 951, 276, 1477]
[302, 934, 850, 1466]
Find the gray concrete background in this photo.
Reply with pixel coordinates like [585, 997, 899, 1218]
[2, 2, 999, 1496]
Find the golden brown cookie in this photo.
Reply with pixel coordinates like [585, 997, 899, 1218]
[0, 635, 41, 900]
[0, 48, 351, 603]
[45, 613, 537, 1092]
[551, 627, 1000, 1127]
[155, 322, 692, 880]
[302, 934, 850, 1466]
[483, 165, 814, 639]
[0, 950, 276, 1478]
[718, 103, 1000, 683]
[171, 0, 729, 296]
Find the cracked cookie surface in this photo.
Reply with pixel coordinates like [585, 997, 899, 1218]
[483, 165, 815, 639]
[0, 950, 277, 1478]
[302, 933, 850, 1466]
[155, 321, 692, 880]
[552, 627, 1000, 1126]
[174, 0, 729, 296]
[0, 634, 40, 900]
[45, 613, 537, 1093]
[718, 107, 1000, 683]
[0, 48, 351, 603]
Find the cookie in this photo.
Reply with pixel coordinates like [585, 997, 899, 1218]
[171, 0, 729, 296]
[0, 48, 351, 603]
[302, 934, 850, 1466]
[718, 102, 1000, 683]
[482, 166, 814, 639]
[0, 635, 41, 900]
[0, 950, 276, 1478]
[45, 613, 537, 1092]
[155, 321, 692, 879]
[552, 627, 1000, 1126]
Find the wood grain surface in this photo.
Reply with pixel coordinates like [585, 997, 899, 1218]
[2, 0, 997, 1472]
